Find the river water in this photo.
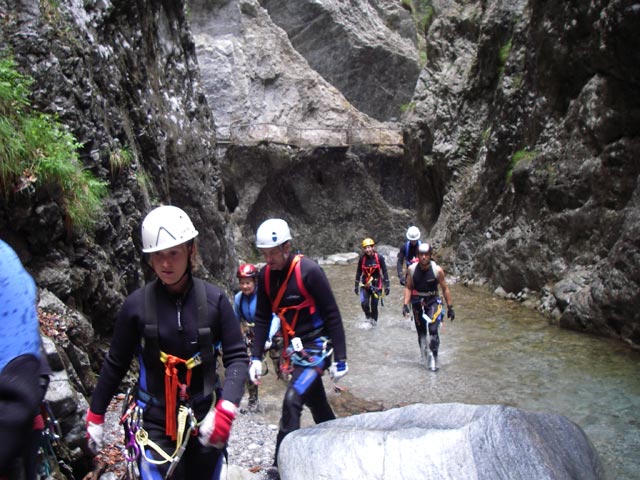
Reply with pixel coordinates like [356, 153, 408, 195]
[254, 263, 640, 480]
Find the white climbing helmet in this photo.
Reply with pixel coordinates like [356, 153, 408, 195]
[418, 242, 432, 254]
[255, 218, 292, 248]
[141, 205, 199, 253]
[406, 226, 421, 241]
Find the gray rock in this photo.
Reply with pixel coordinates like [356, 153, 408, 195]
[278, 403, 604, 480]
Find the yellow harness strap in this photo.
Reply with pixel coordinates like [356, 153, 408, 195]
[135, 406, 193, 465]
[429, 304, 443, 324]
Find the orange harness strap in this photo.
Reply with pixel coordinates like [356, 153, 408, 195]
[162, 354, 193, 440]
[361, 253, 382, 289]
[269, 255, 316, 373]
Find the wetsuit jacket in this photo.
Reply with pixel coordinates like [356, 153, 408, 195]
[250, 255, 347, 362]
[355, 252, 390, 291]
[90, 277, 247, 415]
[408, 261, 441, 304]
[396, 240, 421, 278]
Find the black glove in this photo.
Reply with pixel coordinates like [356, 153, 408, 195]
[402, 304, 410, 317]
[354, 284, 359, 295]
[384, 287, 390, 296]
[399, 278, 406, 286]
[447, 306, 455, 321]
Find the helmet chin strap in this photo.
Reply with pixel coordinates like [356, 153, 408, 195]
[162, 268, 189, 288]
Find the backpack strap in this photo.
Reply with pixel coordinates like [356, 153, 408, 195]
[143, 278, 214, 396]
[143, 279, 159, 358]
[293, 256, 315, 314]
[193, 278, 215, 397]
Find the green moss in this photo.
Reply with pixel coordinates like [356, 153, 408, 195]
[400, 102, 416, 114]
[498, 38, 512, 77]
[506, 149, 537, 184]
[109, 147, 133, 177]
[0, 52, 107, 233]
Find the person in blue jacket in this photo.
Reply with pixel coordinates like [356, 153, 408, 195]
[0, 239, 50, 478]
[233, 263, 281, 412]
[397, 225, 421, 286]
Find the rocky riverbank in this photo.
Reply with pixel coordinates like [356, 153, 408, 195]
[94, 376, 384, 479]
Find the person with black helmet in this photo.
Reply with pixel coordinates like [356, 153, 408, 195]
[85, 205, 248, 480]
[233, 263, 282, 412]
[248, 218, 348, 475]
[397, 225, 422, 286]
[354, 237, 390, 326]
[401, 242, 454, 371]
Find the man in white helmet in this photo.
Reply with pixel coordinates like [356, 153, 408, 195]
[85, 205, 248, 480]
[397, 225, 422, 286]
[248, 218, 348, 474]
[402, 242, 454, 371]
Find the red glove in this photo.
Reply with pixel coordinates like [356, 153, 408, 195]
[198, 400, 237, 448]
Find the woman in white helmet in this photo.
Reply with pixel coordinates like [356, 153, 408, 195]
[85, 205, 248, 480]
[248, 218, 348, 474]
[396, 225, 422, 286]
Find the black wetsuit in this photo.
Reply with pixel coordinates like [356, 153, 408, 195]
[396, 240, 421, 282]
[409, 261, 443, 357]
[250, 255, 347, 465]
[355, 252, 390, 322]
[90, 276, 247, 480]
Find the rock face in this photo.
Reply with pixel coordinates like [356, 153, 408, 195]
[0, 0, 235, 326]
[188, 0, 416, 258]
[260, 0, 421, 121]
[0, 0, 638, 411]
[1, 0, 634, 476]
[279, 403, 605, 480]
[403, 0, 640, 345]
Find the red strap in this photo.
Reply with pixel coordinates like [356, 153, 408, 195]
[163, 354, 192, 440]
[361, 253, 381, 288]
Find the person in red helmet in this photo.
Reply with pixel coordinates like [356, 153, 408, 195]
[85, 206, 247, 479]
[233, 263, 282, 412]
[402, 242, 455, 372]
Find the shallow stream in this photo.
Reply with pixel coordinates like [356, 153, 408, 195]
[254, 263, 640, 479]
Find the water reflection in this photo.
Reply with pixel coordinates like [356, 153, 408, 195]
[256, 264, 640, 479]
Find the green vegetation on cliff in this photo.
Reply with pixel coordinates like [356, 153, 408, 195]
[0, 52, 107, 232]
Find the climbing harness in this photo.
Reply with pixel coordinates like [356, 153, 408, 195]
[264, 255, 332, 376]
[37, 401, 73, 480]
[420, 299, 443, 324]
[360, 252, 382, 289]
[143, 278, 215, 439]
[124, 277, 218, 476]
[119, 387, 202, 479]
[359, 253, 386, 307]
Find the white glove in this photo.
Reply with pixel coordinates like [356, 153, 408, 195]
[329, 360, 349, 382]
[249, 358, 262, 384]
[264, 339, 272, 351]
[87, 421, 104, 454]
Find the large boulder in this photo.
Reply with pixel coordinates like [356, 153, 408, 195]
[279, 403, 604, 480]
